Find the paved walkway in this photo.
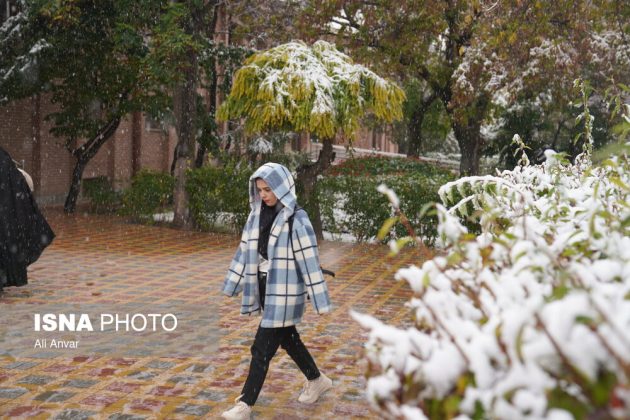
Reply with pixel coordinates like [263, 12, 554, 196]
[0, 212, 429, 419]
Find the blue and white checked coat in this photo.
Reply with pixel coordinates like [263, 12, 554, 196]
[222, 163, 332, 328]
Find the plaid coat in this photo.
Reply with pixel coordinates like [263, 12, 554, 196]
[222, 163, 332, 328]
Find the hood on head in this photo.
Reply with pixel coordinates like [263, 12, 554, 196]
[249, 162, 297, 212]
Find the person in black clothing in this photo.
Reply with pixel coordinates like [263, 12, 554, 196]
[0, 146, 55, 293]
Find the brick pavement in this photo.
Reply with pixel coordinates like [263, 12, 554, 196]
[0, 212, 428, 419]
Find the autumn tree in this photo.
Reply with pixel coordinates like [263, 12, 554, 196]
[0, 0, 188, 213]
[168, 0, 217, 229]
[297, 0, 628, 175]
[297, 0, 479, 167]
[482, 0, 630, 166]
[0, 0, 249, 221]
[168, 0, 255, 228]
[218, 40, 405, 238]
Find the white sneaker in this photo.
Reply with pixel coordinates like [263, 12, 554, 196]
[298, 373, 333, 403]
[220, 399, 251, 420]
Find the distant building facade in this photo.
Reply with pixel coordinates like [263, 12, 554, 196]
[0, 96, 176, 205]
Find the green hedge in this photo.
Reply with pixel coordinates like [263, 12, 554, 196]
[328, 155, 451, 177]
[117, 155, 454, 243]
[319, 158, 456, 243]
[82, 176, 121, 213]
[119, 170, 174, 221]
[186, 154, 308, 232]
[186, 162, 252, 232]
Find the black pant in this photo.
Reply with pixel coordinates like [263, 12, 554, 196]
[240, 273, 320, 406]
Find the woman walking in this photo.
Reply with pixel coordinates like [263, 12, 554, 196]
[221, 162, 333, 420]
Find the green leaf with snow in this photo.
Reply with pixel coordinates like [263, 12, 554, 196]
[377, 217, 399, 241]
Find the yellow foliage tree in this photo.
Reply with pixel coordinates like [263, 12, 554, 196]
[218, 40, 404, 138]
[218, 40, 405, 237]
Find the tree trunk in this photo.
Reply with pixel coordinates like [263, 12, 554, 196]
[195, 2, 220, 168]
[406, 93, 437, 158]
[551, 119, 565, 150]
[194, 71, 218, 168]
[407, 107, 426, 158]
[172, 150, 192, 228]
[172, 67, 197, 229]
[296, 137, 335, 240]
[448, 93, 489, 176]
[63, 117, 122, 213]
[64, 158, 89, 213]
[195, 144, 207, 168]
[172, 4, 202, 229]
[453, 122, 483, 176]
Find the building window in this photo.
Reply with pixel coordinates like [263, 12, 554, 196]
[1, 0, 19, 24]
[144, 114, 164, 132]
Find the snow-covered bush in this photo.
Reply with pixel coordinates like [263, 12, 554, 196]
[354, 147, 630, 419]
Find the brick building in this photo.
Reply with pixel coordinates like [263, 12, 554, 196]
[1, 97, 398, 206]
[1, 96, 177, 205]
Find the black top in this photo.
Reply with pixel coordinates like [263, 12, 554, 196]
[0, 146, 55, 288]
[258, 201, 283, 260]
